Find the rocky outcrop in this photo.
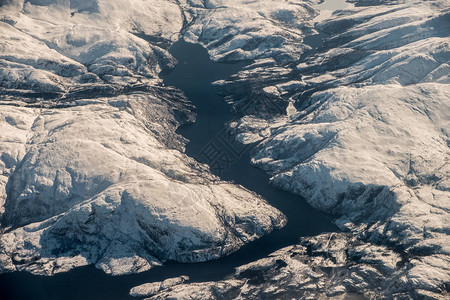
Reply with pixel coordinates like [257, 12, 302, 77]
[180, 0, 320, 62]
[142, 233, 450, 299]
[205, 0, 449, 297]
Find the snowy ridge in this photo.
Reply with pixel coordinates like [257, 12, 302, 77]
[0, 92, 286, 276]
[137, 233, 450, 299]
[194, 0, 449, 297]
[180, 0, 321, 62]
[0, 0, 286, 275]
[0, 0, 448, 298]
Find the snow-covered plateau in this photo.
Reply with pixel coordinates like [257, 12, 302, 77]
[1, 0, 449, 299]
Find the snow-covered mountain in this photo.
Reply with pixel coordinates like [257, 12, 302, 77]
[158, 0, 449, 298]
[0, 0, 288, 276]
[134, 233, 450, 299]
[1, 0, 449, 299]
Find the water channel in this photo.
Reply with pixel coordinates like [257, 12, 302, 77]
[0, 1, 352, 299]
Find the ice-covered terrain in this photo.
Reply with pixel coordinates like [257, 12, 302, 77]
[1, 0, 449, 298]
[0, 94, 286, 275]
[179, 0, 321, 62]
[186, 0, 449, 298]
[135, 233, 450, 299]
[135, 0, 449, 298]
[0, 0, 288, 276]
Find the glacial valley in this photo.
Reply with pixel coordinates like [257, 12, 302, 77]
[0, 0, 449, 299]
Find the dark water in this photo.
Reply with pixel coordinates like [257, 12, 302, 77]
[164, 41, 338, 255]
[0, 41, 337, 300]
